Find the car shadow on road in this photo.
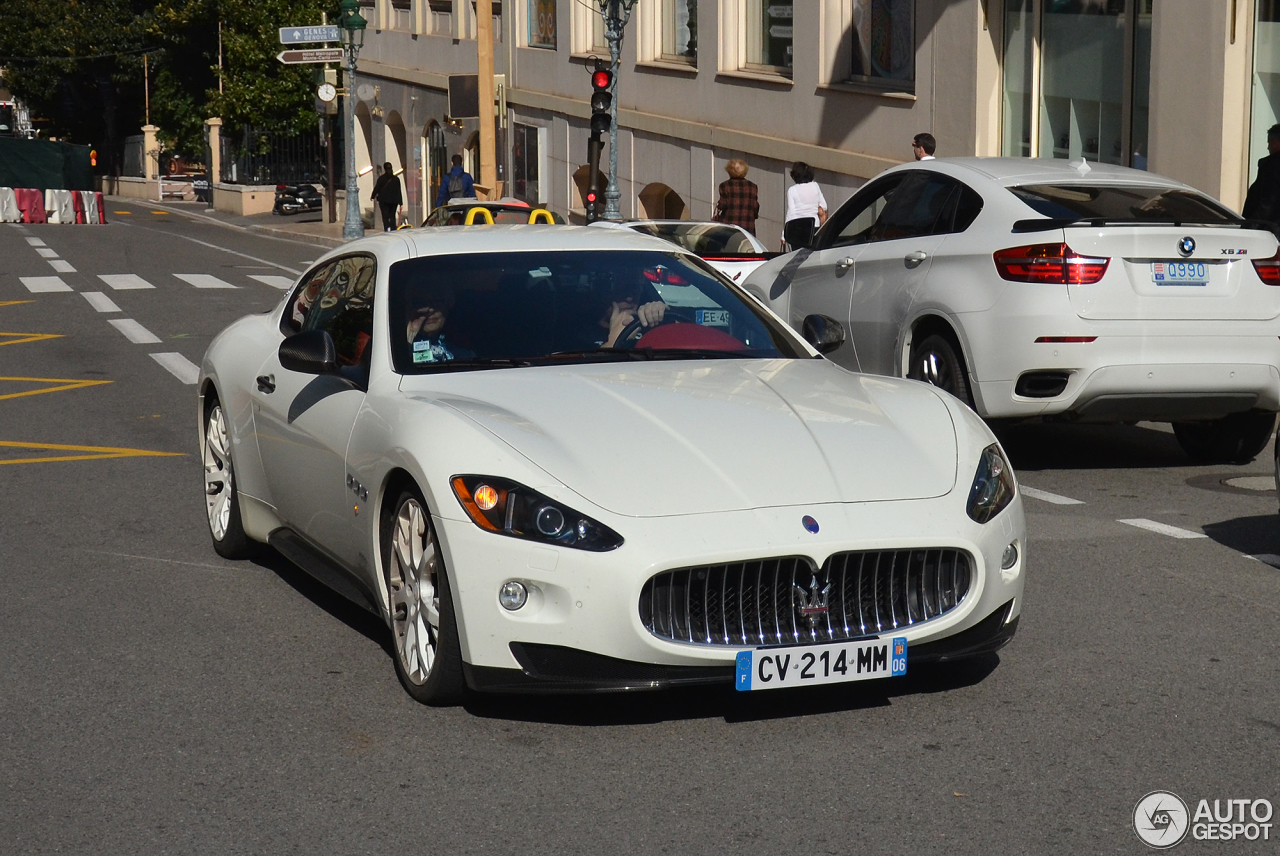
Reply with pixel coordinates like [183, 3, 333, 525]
[1202, 514, 1280, 556]
[462, 655, 1000, 726]
[995, 422, 1194, 471]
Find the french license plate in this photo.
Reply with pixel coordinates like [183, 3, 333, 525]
[696, 309, 730, 326]
[1150, 261, 1208, 286]
[735, 636, 907, 692]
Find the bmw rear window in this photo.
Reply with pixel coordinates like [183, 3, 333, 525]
[1009, 184, 1237, 224]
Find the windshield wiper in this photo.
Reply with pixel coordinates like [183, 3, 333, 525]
[415, 358, 531, 372]
[543, 348, 656, 362]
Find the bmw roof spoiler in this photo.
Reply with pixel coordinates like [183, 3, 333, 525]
[1013, 217, 1280, 237]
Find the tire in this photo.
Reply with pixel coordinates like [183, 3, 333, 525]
[382, 488, 466, 705]
[203, 397, 255, 559]
[1173, 410, 1278, 464]
[908, 333, 974, 407]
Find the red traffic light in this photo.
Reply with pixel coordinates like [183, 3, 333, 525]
[591, 69, 612, 90]
[586, 191, 597, 203]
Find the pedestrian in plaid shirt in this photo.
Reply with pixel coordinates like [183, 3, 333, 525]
[713, 158, 760, 235]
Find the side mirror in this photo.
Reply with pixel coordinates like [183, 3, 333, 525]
[279, 329, 338, 374]
[802, 314, 846, 355]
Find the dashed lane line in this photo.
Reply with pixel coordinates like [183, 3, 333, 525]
[98, 274, 154, 290]
[248, 274, 295, 289]
[108, 319, 162, 344]
[173, 274, 237, 289]
[24, 237, 45, 247]
[48, 259, 76, 273]
[1118, 518, 1207, 540]
[150, 352, 199, 385]
[20, 276, 71, 293]
[82, 292, 121, 313]
[35, 248, 58, 259]
[1020, 486, 1085, 505]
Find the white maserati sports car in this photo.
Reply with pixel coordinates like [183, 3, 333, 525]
[198, 226, 1025, 704]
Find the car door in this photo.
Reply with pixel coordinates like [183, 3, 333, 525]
[252, 255, 377, 559]
[782, 174, 909, 372]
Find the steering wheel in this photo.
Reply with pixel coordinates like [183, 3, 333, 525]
[614, 307, 695, 349]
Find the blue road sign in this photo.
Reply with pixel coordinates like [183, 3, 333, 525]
[279, 26, 341, 45]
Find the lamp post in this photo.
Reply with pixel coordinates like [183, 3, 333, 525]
[596, 0, 638, 221]
[339, 0, 367, 240]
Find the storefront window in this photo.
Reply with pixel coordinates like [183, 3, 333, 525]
[744, 0, 792, 75]
[1001, 0, 1034, 157]
[1250, 1, 1280, 183]
[849, 0, 914, 88]
[661, 0, 697, 63]
[511, 123, 544, 204]
[529, 0, 556, 49]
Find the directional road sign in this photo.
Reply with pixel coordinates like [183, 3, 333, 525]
[279, 26, 341, 44]
[277, 48, 344, 65]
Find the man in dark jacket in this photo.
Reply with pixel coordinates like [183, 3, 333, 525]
[370, 162, 403, 231]
[1244, 124, 1280, 225]
[435, 154, 476, 208]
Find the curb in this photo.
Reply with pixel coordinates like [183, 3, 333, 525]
[246, 223, 346, 249]
[104, 196, 357, 248]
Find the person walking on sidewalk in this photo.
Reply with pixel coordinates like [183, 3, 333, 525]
[783, 162, 827, 251]
[1244, 124, 1280, 225]
[912, 133, 936, 161]
[435, 154, 476, 208]
[713, 158, 760, 236]
[371, 163, 403, 232]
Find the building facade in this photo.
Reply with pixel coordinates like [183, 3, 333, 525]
[350, 1, 1280, 246]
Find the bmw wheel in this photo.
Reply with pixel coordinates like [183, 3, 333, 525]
[1173, 410, 1278, 464]
[203, 397, 254, 559]
[909, 334, 974, 407]
[383, 489, 465, 705]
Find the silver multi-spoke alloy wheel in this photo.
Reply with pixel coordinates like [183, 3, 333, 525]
[388, 496, 441, 685]
[204, 404, 234, 541]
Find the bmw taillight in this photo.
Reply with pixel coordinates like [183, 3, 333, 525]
[1252, 252, 1280, 285]
[993, 243, 1109, 284]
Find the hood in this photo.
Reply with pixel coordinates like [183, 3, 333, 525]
[401, 360, 957, 517]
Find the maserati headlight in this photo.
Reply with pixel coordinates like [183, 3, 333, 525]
[450, 475, 624, 552]
[966, 444, 1016, 524]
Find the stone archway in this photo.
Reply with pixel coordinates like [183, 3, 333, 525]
[384, 110, 408, 222]
[638, 182, 688, 220]
[422, 121, 447, 215]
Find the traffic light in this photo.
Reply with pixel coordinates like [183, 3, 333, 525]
[584, 135, 603, 222]
[585, 60, 613, 223]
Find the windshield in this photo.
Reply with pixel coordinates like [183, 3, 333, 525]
[388, 250, 803, 373]
[1010, 184, 1238, 224]
[629, 223, 759, 255]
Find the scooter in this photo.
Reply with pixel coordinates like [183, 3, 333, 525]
[272, 183, 323, 215]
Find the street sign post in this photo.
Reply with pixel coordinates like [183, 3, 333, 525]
[277, 48, 344, 65]
[279, 26, 341, 44]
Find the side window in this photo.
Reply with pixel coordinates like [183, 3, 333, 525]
[295, 255, 378, 385]
[948, 184, 985, 233]
[867, 173, 953, 242]
[824, 175, 905, 249]
[282, 262, 335, 335]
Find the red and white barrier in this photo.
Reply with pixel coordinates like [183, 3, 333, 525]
[0, 188, 107, 223]
[0, 187, 18, 222]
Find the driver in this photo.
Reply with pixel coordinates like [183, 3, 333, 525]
[406, 283, 474, 363]
[599, 275, 667, 348]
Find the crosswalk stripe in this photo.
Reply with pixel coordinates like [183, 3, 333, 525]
[108, 319, 161, 344]
[81, 292, 121, 313]
[248, 275, 295, 290]
[150, 352, 199, 384]
[1118, 518, 1207, 540]
[174, 273, 237, 289]
[35, 248, 58, 259]
[48, 259, 76, 273]
[24, 237, 46, 247]
[20, 276, 71, 293]
[1020, 486, 1085, 505]
[98, 274, 155, 290]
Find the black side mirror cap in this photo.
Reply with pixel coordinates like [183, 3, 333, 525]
[802, 314, 846, 355]
[279, 329, 338, 374]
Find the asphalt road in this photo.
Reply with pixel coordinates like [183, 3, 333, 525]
[1, 204, 1278, 855]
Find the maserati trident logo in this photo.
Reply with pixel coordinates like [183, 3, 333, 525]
[1178, 236, 1196, 257]
[793, 574, 831, 629]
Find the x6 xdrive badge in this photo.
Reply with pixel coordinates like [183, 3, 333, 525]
[1177, 236, 1196, 257]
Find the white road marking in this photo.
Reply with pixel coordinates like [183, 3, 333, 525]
[248, 274, 295, 290]
[1118, 518, 1207, 540]
[1020, 486, 1085, 506]
[48, 259, 76, 273]
[174, 273, 237, 289]
[20, 276, 71, 293]
[150, 352, 199, 384]
[81, 292, 121, 313]
[108, 318, 162, 344]
[1249, 554, 1280, 568]
[35, 247, 58, 258]
[24, 237, 46, 247]
[117, 220, 302, 275]
[98, 274, 155, 290]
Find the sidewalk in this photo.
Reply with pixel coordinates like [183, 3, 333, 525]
[104, 196, 372, 248]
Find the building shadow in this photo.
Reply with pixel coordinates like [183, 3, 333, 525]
[1201, 514, 1280, 557]
[994, 421, 1235, 471]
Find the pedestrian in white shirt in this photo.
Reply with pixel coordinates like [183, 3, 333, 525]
[783, 161, 827, 250]
[912, 132, 936, 161]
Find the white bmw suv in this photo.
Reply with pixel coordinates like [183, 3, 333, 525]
[744, 157, 1280, 463]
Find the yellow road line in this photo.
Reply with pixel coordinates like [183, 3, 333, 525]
[0, 440, 182, 466]
[0, 376, 112, 401]
[0, 332, 63, 347]
[0, 301, 35, 308]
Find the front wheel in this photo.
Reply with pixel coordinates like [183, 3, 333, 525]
[382, 489, 466, 705]
[908, 334, 974, 407]
[1173, 410, 1277, 464]
[203, 398, 254, 559]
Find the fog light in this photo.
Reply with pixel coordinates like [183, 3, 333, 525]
[1001, 542, 1019, 570]
[498, 580, 528, 611]
[474, 484, 499, 511]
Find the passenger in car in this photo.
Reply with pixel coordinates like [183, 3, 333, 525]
[406, 284, 474, 363]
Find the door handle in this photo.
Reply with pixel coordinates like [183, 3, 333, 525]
[905, 250, 929, 265]
[837, 257, 855, 270]
[256, 374, 276, 394]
